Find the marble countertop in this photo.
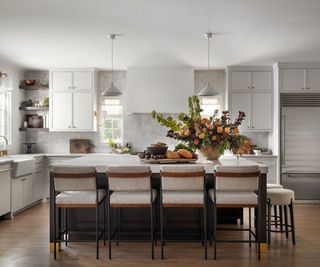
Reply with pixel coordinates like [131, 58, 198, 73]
[52, 154, 268, 174]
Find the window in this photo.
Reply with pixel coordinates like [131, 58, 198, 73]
[0, 91, 11, 144]
[200, 97, 221, 117]
[100, 98, 123, 144]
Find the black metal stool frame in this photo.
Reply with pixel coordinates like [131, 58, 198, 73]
[159, 171, 208, 260]
[106, 173, 157, 260]
[52, 171, 106, 260]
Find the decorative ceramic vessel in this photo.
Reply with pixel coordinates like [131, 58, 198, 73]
[200, 146, 221, 160]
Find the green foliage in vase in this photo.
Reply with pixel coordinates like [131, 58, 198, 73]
[151, 96, 247, 155]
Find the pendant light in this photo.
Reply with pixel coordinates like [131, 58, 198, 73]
[102, 34, 122, 97]
[198, 32, 220, 97]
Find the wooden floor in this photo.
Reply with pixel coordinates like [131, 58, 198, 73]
[0, 203, 320, 267]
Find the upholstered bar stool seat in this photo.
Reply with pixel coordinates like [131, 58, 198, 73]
[267, 184, 284, 189]
[110, 190, 157, 206]
[162, 190, 204, 205]
[267, 188, 296, 245]
[56, 190, 106, 206]
[209, 190, 258, 206]
[267, 188, 294, 205]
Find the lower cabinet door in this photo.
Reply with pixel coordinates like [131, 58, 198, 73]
[23, 174, 33, 207]
[33, 172, 44, 202]
[0, 167, 11, 216]
[12, 178, 24, 212]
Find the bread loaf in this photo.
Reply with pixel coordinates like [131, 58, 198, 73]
[166, 151, 181, 159]
[177, 149, 193, 159]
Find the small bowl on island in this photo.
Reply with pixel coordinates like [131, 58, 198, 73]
[23, 79, 36, 86]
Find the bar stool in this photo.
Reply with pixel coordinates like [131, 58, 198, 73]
[52, 166, 106, 260]
[267, 184, 284, 228]
[106, 166, 156, 259]
[267, 188, 295, 245]
[160, 165, 207, 260]
[209, 165, 262, 260]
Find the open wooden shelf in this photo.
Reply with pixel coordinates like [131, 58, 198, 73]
[19, 85, 49, 90]
[19, 106, 49, 111]
[19, 128, 49, 132]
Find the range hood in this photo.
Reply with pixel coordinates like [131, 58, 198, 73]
[126, 67, 194, 113]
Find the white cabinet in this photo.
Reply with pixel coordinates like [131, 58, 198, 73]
[49, 69, 96, 131]
[73, 92, 92, 130]
[51, 71, 73, 91]
[32, 156, 44, 202]
[51, 92, 73, 130]
[228, 67, 273, 132]
[0, 164, 11, 216]
[51, 71, 93, 91]
[11, 174, 33, 213]
[73, 72, 93, 91]
[252, 92, 272, 130]
[230, 72, 251, 90]
[230, 93, 251, 130]
[281, 68, 320, 92]
[230, 71, 272, 91]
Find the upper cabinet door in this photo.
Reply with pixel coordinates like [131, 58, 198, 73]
[251, 71, 272, 90]
[305, 69, 320, 91]
[73, 92, 92, 130]
[50, 92, 73, 130]
[230, 92, 251, 130]
[281, 69, 305, 92]
[230, 71, 251, 90]
[73, 71, 93, 91]
[51, 71, 73, 91]
[252, 92, 272, 130]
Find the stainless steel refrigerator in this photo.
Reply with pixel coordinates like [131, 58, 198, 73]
[281, 93, 320, 200]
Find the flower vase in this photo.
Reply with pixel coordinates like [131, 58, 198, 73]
[199, 146, 221, 160]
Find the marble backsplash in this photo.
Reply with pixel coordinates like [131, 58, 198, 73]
[23, 69, 269, 154]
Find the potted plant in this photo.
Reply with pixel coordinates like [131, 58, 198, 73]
[151, 96, 247, 160]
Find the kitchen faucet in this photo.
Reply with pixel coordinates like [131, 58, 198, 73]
[0, 135, 8, 156]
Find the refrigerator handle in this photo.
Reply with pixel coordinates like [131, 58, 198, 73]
[281, 114, 286, 166]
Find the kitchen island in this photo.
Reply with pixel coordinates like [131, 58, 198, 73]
[49, 154, 268, 247]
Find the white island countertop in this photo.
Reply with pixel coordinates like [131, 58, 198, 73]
[53, 154, 268, 174]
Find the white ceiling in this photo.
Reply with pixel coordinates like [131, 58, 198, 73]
[1, 0, 320, 70]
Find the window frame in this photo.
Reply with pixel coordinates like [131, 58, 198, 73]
[0, 90, 11, 145]
[99, 97, 123, 145]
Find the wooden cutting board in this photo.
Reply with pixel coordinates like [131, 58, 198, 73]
[69, 139, 93, 153]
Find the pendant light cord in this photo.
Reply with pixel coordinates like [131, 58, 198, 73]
[111, 37, 114, 85]
[207, 35, 210, 85]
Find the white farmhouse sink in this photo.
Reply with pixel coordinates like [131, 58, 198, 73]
[7, 156, 35, 178]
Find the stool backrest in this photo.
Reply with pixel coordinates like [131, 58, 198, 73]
[160, 165, 205, 191]
[53, 166, 97, 192]
[215, 165, 260, 192]
[107, 166, 151, 191]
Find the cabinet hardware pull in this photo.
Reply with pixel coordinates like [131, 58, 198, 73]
[252, 86, 255, 89]
[248, 86, 250, 89]
[302, 87, 305, 90]
[307, 87, 310, 90]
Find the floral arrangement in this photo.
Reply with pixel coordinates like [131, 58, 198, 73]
[151, 96, 247, 158]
